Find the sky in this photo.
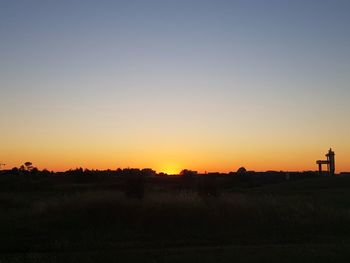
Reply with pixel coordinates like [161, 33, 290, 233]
[1, 0, 350, 173]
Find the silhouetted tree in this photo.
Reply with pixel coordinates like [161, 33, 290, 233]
[141, 168, 156, 177]
[67, 168, 84, 176]
[180, 169, 198, 177]
[237, 167, 247, 174]
[19, 165, 25, 172]
[10, 167, 19, 176]
[31, 167, 39, 175]
[24, 162, 34, 171]
[41, 169, 51, 177]
[179, 169, 197, 190]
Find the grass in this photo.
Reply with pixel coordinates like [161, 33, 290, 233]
[1, 176, 350, 262]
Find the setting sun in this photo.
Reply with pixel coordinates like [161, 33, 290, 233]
[158, 164, 181, 175]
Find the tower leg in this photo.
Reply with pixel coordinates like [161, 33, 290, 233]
[318, 163, 322, 176]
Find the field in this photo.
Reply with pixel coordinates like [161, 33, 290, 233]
[1, 175, 350, 262]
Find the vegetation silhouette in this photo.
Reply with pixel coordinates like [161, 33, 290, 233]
[236, 167, 247, 174]
[0, 167, 350, 262]
[1, 163, 325, 186]
[1, 155, 350, 263]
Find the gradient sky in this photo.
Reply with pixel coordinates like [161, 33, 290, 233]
[1, 0, 350, 173]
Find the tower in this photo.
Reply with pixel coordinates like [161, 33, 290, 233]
[316, 148, 335, 176]
[326, 148, 335, 176]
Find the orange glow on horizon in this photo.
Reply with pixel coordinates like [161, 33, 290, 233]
[2, 151, 350, 174]
[2, 140, 350, 173]
[157, 164, 182, 175]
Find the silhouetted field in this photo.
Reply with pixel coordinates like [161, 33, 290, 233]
[1, 174, 350, 262]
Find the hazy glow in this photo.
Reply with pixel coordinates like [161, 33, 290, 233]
[1, 1, 350, 172]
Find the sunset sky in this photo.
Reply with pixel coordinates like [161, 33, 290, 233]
[1, 0, 350, 173]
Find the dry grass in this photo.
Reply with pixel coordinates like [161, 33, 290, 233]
[2, 177, 350, 262]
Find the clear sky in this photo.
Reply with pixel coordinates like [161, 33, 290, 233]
[1, 0, 350, 173]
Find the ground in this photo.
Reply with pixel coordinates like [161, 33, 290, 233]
[0, 175, 350, 262]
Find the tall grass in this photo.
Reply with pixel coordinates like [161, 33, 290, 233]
[2, 176, 350, 257]
[24, 190, 350, 245]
